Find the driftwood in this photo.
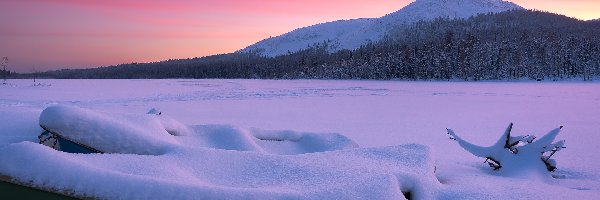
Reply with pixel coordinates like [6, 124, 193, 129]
[447, 123, 565, 172]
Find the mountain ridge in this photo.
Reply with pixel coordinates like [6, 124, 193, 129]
[240, 0, 522, 57]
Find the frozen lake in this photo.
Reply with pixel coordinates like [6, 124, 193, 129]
[1, 79, 600, 199]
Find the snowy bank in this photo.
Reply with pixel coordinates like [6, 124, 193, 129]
[2, 105, 400, 199]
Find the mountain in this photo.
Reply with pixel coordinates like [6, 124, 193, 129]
[239, 0, 523, 57]
[19, 10, 600, 81]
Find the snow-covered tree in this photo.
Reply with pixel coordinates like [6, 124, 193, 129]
[1, 57, 7, 84]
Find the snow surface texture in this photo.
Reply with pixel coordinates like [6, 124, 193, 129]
[1, 79, 600, 199]
[240, 0, 522, 57]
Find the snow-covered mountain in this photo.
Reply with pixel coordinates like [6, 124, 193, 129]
[239, 0, 523, 57]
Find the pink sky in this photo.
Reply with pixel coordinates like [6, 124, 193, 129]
[1, 0, 598, 72]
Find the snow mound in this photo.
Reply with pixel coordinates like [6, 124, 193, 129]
[39, 106, 180, 155]
[240, 0, 522, 57]
[156, 114, 192, 136]
[188, 125, 358, 155]
[38, 105, 356, 156]
[3, 105, 434, 199]
[0, 142, 438, 199]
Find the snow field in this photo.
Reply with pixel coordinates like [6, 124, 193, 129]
[1, 79, 599, 199]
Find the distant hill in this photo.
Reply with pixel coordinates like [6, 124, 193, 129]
[239, 0, 522, 57]
[18, 10, 600, 81]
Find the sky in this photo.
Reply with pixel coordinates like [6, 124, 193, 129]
[0, 0, 598, 73]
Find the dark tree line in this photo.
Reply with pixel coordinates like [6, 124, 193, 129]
[16, 10, 600, 81]
[1, 69, 11, 78]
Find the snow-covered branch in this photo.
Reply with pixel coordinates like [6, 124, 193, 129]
[447, 123, 566, 177]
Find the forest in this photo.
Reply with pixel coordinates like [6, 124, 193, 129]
[13, 10, 600, 81]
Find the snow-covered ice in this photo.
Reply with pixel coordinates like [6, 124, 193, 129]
[1, 79, 600, 199]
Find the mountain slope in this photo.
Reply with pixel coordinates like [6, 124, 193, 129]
[240, 0, 522, 57]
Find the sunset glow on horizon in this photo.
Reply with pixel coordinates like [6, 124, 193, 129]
[1, 0, 598, 72]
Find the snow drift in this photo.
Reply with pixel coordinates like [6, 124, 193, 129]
[189, 125, 358, 155]
[0, 142, 438, 199]
[37, 105, 357, 155]
[39, 106, 180, 155]
[0, 106, 438, 199]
